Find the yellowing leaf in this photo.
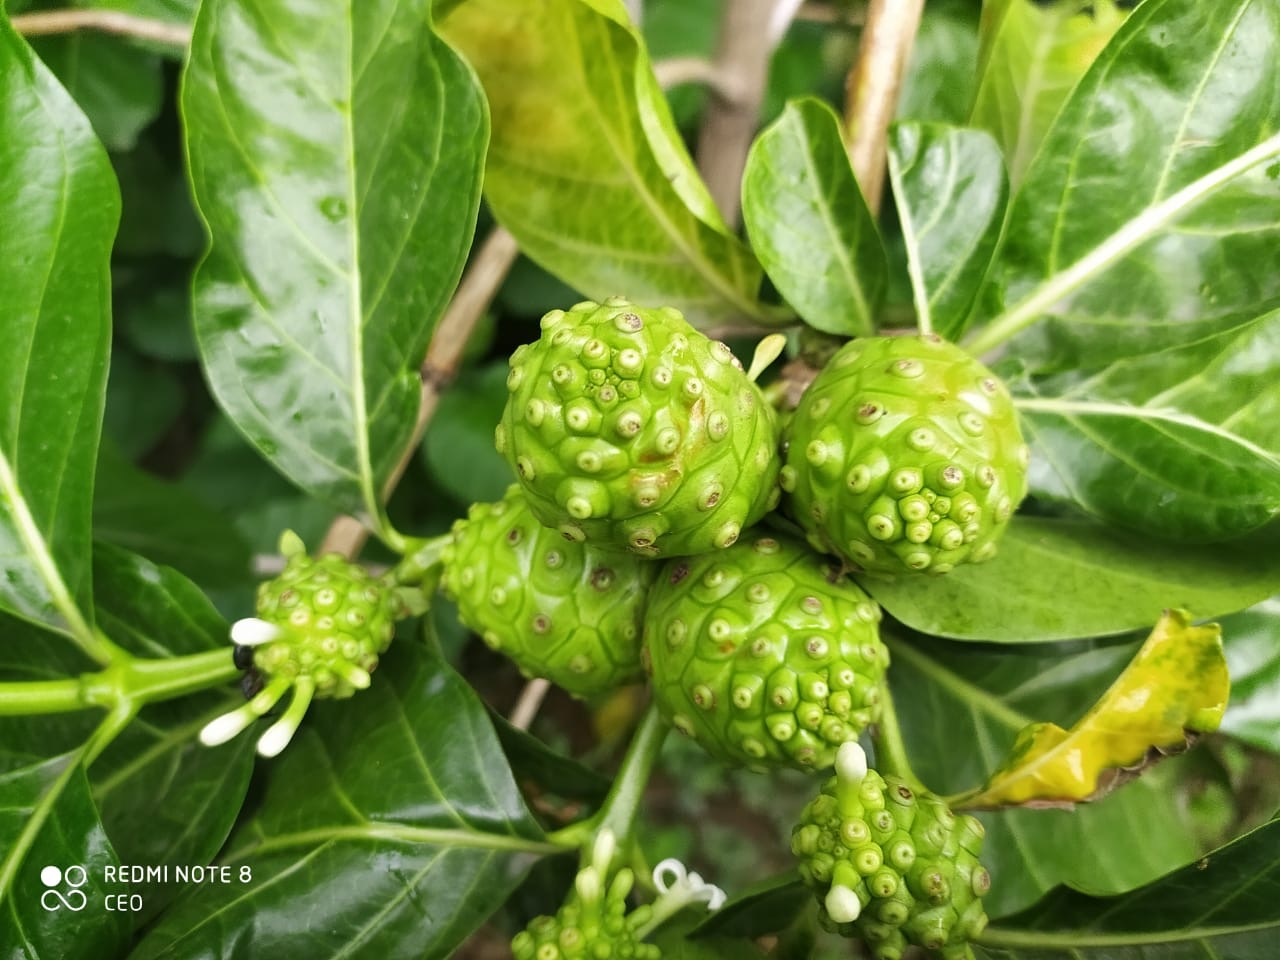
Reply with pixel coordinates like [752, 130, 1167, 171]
[956, 609, 1229, 809]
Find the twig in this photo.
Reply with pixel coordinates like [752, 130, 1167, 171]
[10, 9, 191, 47]
[842, 0, 925, 216]
[509, 678, 552, 732]
[653, 57, 730, 94]
[798, 2, 865, 26]
[318, 227, 521, 559]
[695, 0, 799, 226]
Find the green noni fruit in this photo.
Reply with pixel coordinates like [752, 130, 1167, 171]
[782, 335, 1028, 576]
[643, 534, 889, 770]
[250, 531, 402, 699]
[441, 485, 659, 698]
[496, 297, 781, 558]
[513, 831, 659, 960]
[793, 743, 991, 960]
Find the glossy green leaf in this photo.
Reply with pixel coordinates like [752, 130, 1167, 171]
[971, 0, 1126, 186]
[89, 544, 255, 917]
[691, 870, 811, 939]
[742, 98, 886, 337]
[131, 633, 554, 959]
[968, 0, 1280, 368]
[490, 710, 611, 805]
[441, 0, 771, 328]
[886, 123, 1007, 338]
[897, 1, 981, 126]
[1218, 597, 1280, 753]
[0, 755, 132, 960]
[1014, 310, 1280, 541]
[976, 817, 1280, 957]
[888, 634, 1197, 918]
[957, 610, 1228, 808]
[93, 446, 252, 589]
[183, 0, 488, 529]
[30, 34, 164, 151]
[860, 517, 1280, 643]
[0, 18, 119, 654]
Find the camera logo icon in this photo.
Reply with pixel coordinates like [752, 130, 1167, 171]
[40, 865, 88, 912]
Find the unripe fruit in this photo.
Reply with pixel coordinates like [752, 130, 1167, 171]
[251, 533, 401, 699]
[793, 744, 991, 960]
[441, 485, 659, 698]
[643, 534, 889, 770]
[511, 892, 658, 960]
[497, 297, 781, 558]
[782, 335, 1028, 576]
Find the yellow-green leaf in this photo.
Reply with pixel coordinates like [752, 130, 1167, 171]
[956, 609, 1229, 809]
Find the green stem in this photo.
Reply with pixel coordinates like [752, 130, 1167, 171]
[872, 680, 927, 793]
[0, 648, 240, 717]
[597, 703, 669, 853]
[389, 532, 453, 587]
[0, 678, 87, 715]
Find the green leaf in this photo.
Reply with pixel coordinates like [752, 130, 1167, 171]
[652, 912, 771, 959]
[886, 122, 1008, 339]
[182, 0, 488, 533]
[1218, 596, 1280, 753]
[0, 18, 120, 655]
[956, 610, 1228, 808]
[968, 0, 1280, 367]
[89, 544, 255, 917]
[93, 446, 252, 589]
[0, 755, 132, 960]
[897, 1, 981, 127]
[975, 817, 1280, 957]
[741, 98, 886, 337]
[30, 33, 164, 151]
[101, 347, 183, 459]
[422, 363, 514, 507]
[970, 0, 1127, 186]
[131, 633, 555, 958]
[860, 517, 1280, 643]
[691, 870, 811, 939]
[1014, 310, 1280, 541]
[490, 710, 611, 805]
[441, 0, 771, 329]
[888, 634, 1197, 918]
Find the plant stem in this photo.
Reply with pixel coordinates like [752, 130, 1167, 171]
[10, 9, 191, 47]
[0, 678, 87, 715]
[842, 0, 925, 216]
[0, 649, 239, 717]
[696, 0, 795, 225]
[872, 679, 927, 794]
[597, 703, 669, 852]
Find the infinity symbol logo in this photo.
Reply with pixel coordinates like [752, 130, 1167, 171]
[40, 865, 88, 912]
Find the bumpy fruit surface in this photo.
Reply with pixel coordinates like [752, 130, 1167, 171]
[441, 485, 659, 698]
[496, 297, 781, 558]
[793, 746, 990, 960]
[643, 534, 888, 769]
[252, 535, 401, 699]
[512, 893, 658, 960]
[782, 335, 1028, 576]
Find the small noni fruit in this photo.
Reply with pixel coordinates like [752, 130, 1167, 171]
[249, 531, 403, 699]
[513, 832, 659, 960]
[496, 297, 781, 558]
[793, 743, 991, 960]
[441, 485, 659, 698]
[782, 335, 1028, 576]
[643, 534, 889, 770]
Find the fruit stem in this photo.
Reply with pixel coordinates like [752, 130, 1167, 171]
[388, 532, 452, 587]
[872, 680, 928, 794]
[552, 702, 670, 861]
